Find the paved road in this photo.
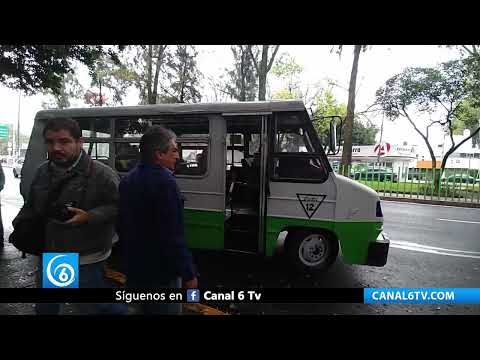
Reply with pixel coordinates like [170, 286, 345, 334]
[383, 200, 480, 253]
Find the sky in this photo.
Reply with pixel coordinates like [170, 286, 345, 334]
[0, 45, 469, 157]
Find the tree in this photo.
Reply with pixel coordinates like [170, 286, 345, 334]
[351, 119, 378, 145]
[0, 45, 123, 95]
[128, 45, 170, 105]
[271, 52, 303, 97]
[443, 46, 480, 146]
[446, 46, 480, 106]
[271, 53, 323, 108]
[88, 53, 137, 106]
[203, 75, 231, 102]
[452, 97, 480, 147]
[41, 71, 85, 109]
[248, 45, 280, 100]
[334, 45, 368, 175]
[312, 89, 377, 147]
[376, 59, 480, 189]
[159, 45, 202, 103]
[223, 45, 257, 101]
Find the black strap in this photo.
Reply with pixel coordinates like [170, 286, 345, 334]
[46, 159, 94, 210]
[79, 160, 95, 209]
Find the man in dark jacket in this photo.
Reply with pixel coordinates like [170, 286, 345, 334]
[119, 125, 198, 315]
[12, 118, 126, 315]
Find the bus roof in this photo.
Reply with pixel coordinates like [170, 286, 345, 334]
[35, 100, 307, 120]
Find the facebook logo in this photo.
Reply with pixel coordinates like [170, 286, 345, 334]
[187, 289, 200, 303]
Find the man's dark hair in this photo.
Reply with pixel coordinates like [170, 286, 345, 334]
[140, 125, 177, 164]
[43, 118, 82, 140]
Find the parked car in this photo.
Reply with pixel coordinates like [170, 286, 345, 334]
[444, 174, 479, 184]
[354, 167, 398, 182]
[13, 158, 24, 178]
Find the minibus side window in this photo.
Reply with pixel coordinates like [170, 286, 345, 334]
[227, 133, 244, 170]
[77, 118, 111, 138]
[115, 142, 140, 172]
[175, 142, 208, 176]
[83, 142, 110, 164]
[272, 113, 328, 182]
[115, 118, 149, 138]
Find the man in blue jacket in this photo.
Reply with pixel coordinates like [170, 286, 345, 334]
[119, 125, 198, 315]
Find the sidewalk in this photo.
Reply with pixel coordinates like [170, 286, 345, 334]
[380, 193, 480, 208]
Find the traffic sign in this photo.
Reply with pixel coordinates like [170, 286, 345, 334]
[0, 125, 9, 140]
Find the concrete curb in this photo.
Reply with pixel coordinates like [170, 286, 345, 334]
[380, 196, 480, 209]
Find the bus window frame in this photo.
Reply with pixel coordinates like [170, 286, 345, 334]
[175, 137, 210, 178]
[269, 111, 332, 184]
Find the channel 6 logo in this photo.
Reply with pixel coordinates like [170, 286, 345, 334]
[42, 253, 78, 288]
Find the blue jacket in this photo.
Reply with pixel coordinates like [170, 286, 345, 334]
[119, 163, 196, 285]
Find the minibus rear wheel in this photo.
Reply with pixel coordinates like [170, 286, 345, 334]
[285, 229, 338, 273]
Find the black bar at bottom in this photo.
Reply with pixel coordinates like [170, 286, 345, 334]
[0, 288, 364, 303]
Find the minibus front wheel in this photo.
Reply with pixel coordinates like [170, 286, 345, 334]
[285, 229, 338, 273]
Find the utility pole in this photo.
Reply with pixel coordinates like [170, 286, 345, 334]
[377, 114, 384, 164]
[17, 91, 21, 158]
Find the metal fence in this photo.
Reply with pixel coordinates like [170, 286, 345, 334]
[332, 163, 480, 204]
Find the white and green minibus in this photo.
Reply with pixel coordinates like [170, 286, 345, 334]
[21, 100, 389, 273]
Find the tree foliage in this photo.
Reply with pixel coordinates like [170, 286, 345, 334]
[452, 97, 480, 147]
[130, 45, 169, 104]
[41, 71, 85, 109]
[159, 45, 202, 103]
[271, 52, 303, 97]
[0, 45, 123, 95]
[376, 59, 479, 187]
[89, 54, 137, 105]
[312, 89, 377, 147]
[223, 45, 257, 101]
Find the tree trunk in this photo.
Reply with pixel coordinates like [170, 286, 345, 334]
[146, 45, 153, 104]
[152, 45, 166, 104]
[98, 79, 102, 107]
[248, 45, 279, 101]
[240, 49, 246, 101]
[341, 45, 362, 176]
[179, 57, 187, 103]
[258, 46, 269, 101]
[426, 143, 441, 193]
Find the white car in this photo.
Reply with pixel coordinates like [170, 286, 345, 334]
[13, 158, 24, 178]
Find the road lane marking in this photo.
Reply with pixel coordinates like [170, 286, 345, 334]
[390, 240, 480, 254]
[390, 240, 480, 259]
[437, 218, 480, 225]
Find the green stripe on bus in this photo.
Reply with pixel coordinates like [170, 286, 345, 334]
[184, 208, 224, 250]
[184, 209, 383, 265]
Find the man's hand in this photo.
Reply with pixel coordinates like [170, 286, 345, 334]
[183, 277, 198, 289]
[64, 207, 89, 226]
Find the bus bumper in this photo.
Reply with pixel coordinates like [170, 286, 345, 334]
[366, 232, 390, 266]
